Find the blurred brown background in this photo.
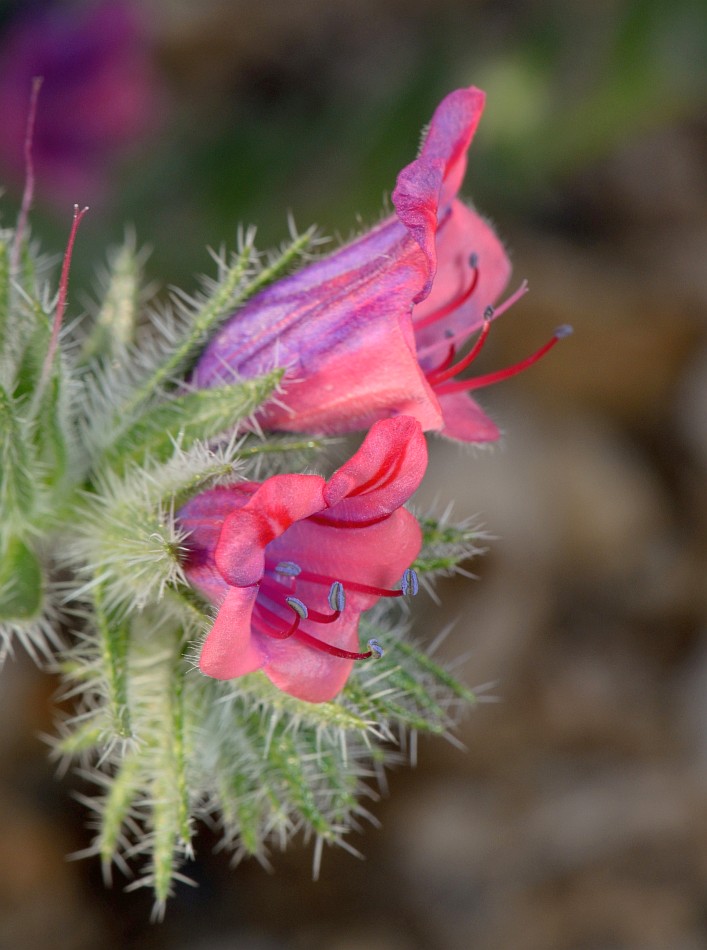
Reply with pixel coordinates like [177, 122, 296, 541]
[1, 0, 706, 947]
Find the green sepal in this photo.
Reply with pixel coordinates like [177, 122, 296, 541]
[0, 536, 43, 621]
[32, 372, 69, 493]
[55, 718, 105, 756]
[98, 751, 142, 876]
[0, 383, 36, 526]
[413, 514, 486, 576]
[0, 234, 9, 357]
[94, 585, 132, 738]
[80, 239, 143, 363]
[343, 625, 476, 734]
[11, 319, 50, 402]
[103, 370, 283, 475]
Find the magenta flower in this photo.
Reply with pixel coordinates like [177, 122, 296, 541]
[194, 86, 569, 442]
[178, 416, 426, 703]
[0, 0, 162, 209]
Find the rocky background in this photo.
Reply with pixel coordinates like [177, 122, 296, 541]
[1, 1, 706, 948]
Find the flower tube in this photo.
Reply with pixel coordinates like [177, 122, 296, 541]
[195, 87, 568, 442]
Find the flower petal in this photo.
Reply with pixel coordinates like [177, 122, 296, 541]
[178, 484, 257, 601]
[199, 585, 264, 679]
[437, 391, 501, 443]
[261, 609, 360, 703]
[215, 474, 326, 586]
[323, 416, 427, 523]
[392, 87, 486, 304]
[417, 87, 486, 210]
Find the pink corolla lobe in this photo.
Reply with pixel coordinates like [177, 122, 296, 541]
[194, 87, 568, 443]
[178, 416, 427, 703]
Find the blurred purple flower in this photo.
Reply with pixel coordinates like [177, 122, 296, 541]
[0, 0, 163, 209]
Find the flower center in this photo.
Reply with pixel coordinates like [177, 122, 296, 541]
[253, 561, 419, 660]
[414, 253, 572, 396]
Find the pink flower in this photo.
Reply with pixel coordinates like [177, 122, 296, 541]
[194, 87, 569, 442]
[0, 1, 163, 209]
[178, 416, 426, 703]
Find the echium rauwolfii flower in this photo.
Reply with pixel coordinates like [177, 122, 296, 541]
[178, 416, 426, 702]
[1, 81, 562, 911]
[194, 86, 571, 442]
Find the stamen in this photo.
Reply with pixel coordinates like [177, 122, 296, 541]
[328, 581, 346, 613]
[275, 561, 302, 577]
[426, 312, 492, 386]
[290, 568, 412, 599]
[488, 280, 529, 321]
[256, 574, 400, 661]
[413, 253, 480, 331]
[285, 597, 308, 619]
[434, 324, 574, 396]
[423, 338, 457, 378]
[258, 600, 304, 640]
[293, 629, 381, 660]
[401, 568, 419, 597]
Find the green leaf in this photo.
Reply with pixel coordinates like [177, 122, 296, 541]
[0, 536, 43, 621]
[103, 370, 283, 474]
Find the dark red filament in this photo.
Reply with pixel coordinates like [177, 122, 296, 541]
[413, 260, 480, 331]
[426, 316, 492, 386]
[257, 565, 405, 660]
[434, 331, 567, 396]
[255, 597, 375, 659]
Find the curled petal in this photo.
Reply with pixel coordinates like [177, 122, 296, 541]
[193, 89, 489, 441]
[323, 417, 428, 523]
[417, 86, 485, 210]
[392, 86, 486, 304]
[215, 474, 326, 586]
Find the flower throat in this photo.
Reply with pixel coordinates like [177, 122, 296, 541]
[254, 561, 419, 660]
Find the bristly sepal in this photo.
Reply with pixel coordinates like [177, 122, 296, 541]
[413, 510, 488, 578]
